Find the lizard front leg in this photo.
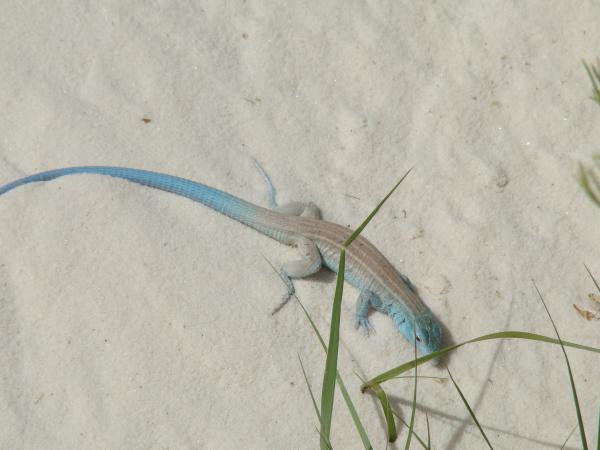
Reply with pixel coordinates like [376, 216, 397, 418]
[355, 290, 377, 334]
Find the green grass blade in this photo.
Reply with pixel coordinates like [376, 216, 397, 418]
[578, 164, 600, 207]
[390, 409, 430, 449]
[355, 371, 430, 449]
[320, 250, 346, 450]
[425, 412, 431, 450]
[587, 169, 600, 201]
[404, 329, 418, 450]
[335, 374, 372, 450]
[298, 354, 321, 423]
[362, 331, 600, 389]
[316, 427, 334, 450]
[584, 61, 600, 105]
[590, 169, 600, 191]
[297, 297, 328, 350]
[593, 62, 600, 84]
[533, 282, 588, 450]
[296, 299, 373, 450]
[370, 382, 398, 442]
[317, 168, 413, 448]
[446, 367, 494, 449]
[343, 168, 412, 247]
[560, 425, 577, 449]
[269, 255, 371, 448]
[596, 407, 599, 450]
[584, 264, 600, 294]
[390, 375, 447, 382]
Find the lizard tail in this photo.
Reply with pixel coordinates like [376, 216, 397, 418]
[0, 166, 279, 237]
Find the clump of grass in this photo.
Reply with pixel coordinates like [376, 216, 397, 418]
[296, 164, 600, 447]
[579, 61, 600, 207]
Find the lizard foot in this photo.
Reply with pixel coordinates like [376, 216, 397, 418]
[271, 269, 296, 315]
[355, 317, 376, 336]
[271, 291, 294, 315]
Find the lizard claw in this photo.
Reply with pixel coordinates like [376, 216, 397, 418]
[261, 255, 296, 314]
[271, 291, 294, 315]
[355, 317, 375, 336]
[271, 269, 296, 314]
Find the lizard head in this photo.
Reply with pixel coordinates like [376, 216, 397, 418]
[394, 311, 442, 355]
[413, 313, 442, 355]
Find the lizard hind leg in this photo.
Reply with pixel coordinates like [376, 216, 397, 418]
[276, 201, 321, 219]
[253, 159, 321, 218]
[271, 236, 323, 314]
[355, 290, 377, 335]
[253, 158, 279, 209]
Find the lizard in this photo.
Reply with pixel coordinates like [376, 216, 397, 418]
[0, 164, 442, 355]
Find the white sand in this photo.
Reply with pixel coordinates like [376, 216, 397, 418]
[1, 2, 600, 449]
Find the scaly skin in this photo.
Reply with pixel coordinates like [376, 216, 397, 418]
[0, 166, 442, 354]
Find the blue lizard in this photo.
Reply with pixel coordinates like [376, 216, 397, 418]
[0, 165, 442, 355]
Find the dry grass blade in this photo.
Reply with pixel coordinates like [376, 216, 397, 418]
[572, 304, 597, 321]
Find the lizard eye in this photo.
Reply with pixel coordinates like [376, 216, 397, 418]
[416, 330, 429, 344]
